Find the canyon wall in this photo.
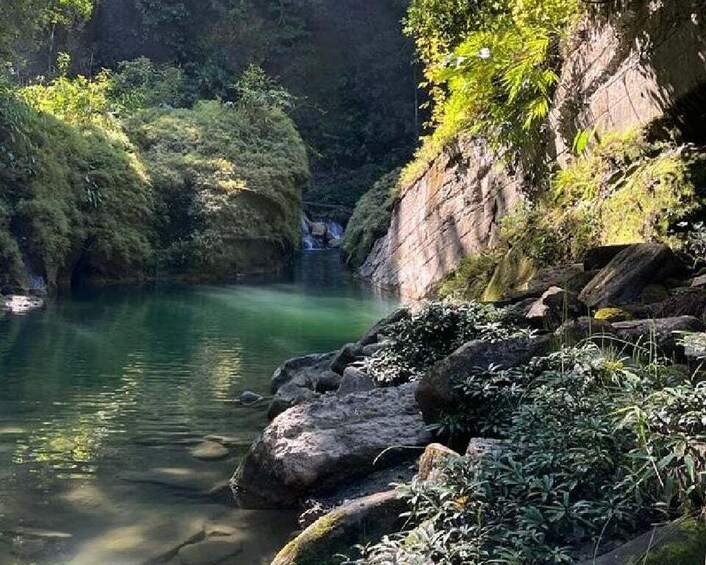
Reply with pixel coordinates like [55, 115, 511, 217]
[361, 1, 706, 299]
[358, 139, 525, 299]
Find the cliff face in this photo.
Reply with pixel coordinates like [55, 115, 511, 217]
[361, 1, 706, 299]
[551, 1, 706, 163]
[359, 139, 525, 299]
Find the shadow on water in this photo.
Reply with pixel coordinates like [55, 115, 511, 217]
[0, 251, 398, 564]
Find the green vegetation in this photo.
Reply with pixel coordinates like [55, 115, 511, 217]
[127, 98, 308, 276]
[359, 342, 706, 564]
[439, 132, 704, 302]
[0, 54, 308, 290]
[364, 301, 532, 386]
[0, 74, 153, 291]
[402, 0, 580, 184]
[341, 169, 399, 268]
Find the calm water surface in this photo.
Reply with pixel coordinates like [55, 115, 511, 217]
[0, 251, 398, 564]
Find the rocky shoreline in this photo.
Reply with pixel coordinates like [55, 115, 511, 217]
[227, 242, 706, 564]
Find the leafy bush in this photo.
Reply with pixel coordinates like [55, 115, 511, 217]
[359, 344, 706, 564]
[365, 301, 531, 386]
[110, 57, 188, 112]
[402, 0, 580, 183]
[341, 169, 399, 267]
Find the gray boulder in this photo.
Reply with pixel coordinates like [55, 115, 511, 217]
[579, 244, 678, 308]
[330, 342, 365, 375]
[416, 336, 552, 423]
[359, 307, 410, 346]
[267, 382, 319, 420]
[554, 317, 616, 346]
[231, 382, 431, 508]
[337, 366, 375, 395]
[525, 286, 581, 329]
[583, 244, 632, 271]
[268, 352, 340, 419]
[612, 316, 704, 356]
[270, 352, 336, 394]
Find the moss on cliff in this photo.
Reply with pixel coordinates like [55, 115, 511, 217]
[437, 131, 705, 301]
[341, 169, 399, 268]
[127, 100, 309, 277]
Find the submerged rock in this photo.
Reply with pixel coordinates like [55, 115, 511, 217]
[190, 441, 230, 461]
[231, 382, 431, 508]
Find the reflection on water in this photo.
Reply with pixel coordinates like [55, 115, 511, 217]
[0, 251, 397, 564]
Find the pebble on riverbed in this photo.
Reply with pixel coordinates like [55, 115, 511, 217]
[190, 441, 230, 461]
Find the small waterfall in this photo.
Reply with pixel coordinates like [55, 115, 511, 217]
[325, 221, 344, 241]
[301, 214, 344, 250]
[22, 259, 47, 295]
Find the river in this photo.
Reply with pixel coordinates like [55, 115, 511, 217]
[0, 251, 398, 564]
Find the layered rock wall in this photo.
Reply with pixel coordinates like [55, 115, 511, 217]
[358, 138, 525, 299]
[361, 1, 706, 298]
[551, 1, 706, 163]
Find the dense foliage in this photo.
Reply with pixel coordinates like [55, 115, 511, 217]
[402, 0, 580, 183]
[359, 343, 706, 563]
[0, 74, 153, 291]
[341, 169, 399, 268]
[127, 98, 308, 276]
[365, 301, 532, 386]
[0, 58, 309, 290]
[5, 0, 416, 209]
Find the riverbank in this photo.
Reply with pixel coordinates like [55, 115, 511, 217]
[234, 242, 706, 564]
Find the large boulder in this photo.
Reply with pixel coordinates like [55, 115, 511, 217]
[582, 245, 632, 271]
[330, 343, 366, 375]
[268, 352, 339, 419]
[525, 286, 581, 329]
[271, 490, 405, 565]
[579, 244, 678, 308]
[358, 307, 410, 346]
[416, 336, 552, 423]
[612, 316, 704, 357]
[231, 382, 431, 508]
[270, 352, 337, 394]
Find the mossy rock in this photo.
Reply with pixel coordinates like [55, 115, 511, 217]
[481, 248, 537, 303]
[594, 307, 632, 322]
[272, 491, 405, 565]
[635, 519, 706, 565]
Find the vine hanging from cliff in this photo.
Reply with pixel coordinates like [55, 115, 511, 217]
[403, 0, 581, 182]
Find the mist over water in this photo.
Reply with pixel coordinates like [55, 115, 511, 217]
[0, 251, 397, 564]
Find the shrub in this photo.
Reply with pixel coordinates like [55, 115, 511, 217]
[365, 301, 532, 386]
[358, 344, 706, 564]
[341, 169, 399, 267]
[402, 0, 580, 184]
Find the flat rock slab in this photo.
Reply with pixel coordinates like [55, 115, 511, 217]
[612, 316, 704, 355]
[579, 243, 676, 308]
[232, 382, 431, 508]
[190, 441, 230, 461]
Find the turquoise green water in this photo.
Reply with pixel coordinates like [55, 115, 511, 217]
[0, 251, 397, 564]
